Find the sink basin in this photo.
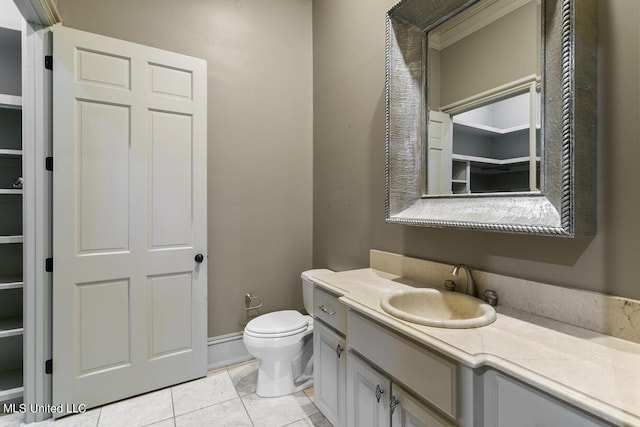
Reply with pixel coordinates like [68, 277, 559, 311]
[380, 288, 496, 328]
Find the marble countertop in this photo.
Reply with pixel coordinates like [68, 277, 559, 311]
[311, 268, 640, 427]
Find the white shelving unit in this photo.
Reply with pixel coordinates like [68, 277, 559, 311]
[0, 18, 24, 406]
[450, 90, 540, 193]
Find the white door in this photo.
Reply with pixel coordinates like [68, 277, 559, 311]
[51, 25, 207, 411]
[427, 111, 452, 195]
[313, 321, 346, 427]
[347, 352, 390, 427]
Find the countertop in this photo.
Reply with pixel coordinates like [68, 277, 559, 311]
[311, 268, 640, 427]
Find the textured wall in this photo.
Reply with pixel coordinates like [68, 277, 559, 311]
[57, 0, 314, 336]
[313, 0, 640, 301]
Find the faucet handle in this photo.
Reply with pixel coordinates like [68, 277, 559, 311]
[444, 279, 456, 292]
[483, 290, 499, 306]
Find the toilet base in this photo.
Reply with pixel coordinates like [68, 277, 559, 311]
[255, 359, 313, 397]
[254, 333, 314, 397]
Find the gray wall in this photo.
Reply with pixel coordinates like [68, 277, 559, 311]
[439, 1, 539, 107]
[313, 0, 640, 301]
[57, 0, 314, 337]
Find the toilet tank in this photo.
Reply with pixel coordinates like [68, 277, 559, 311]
[300, 269, 333, 316]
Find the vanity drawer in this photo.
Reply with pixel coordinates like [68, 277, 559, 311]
[348, 311, 457, 419]
[313, 287, 346, 334]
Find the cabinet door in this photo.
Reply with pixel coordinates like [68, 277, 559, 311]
[483, 370, 609, 427]
[313, 320, 346, 427]
[390, 383, 453, 427]
[347, 352, 390, 427]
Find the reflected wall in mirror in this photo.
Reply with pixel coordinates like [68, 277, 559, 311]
[426, 0, 542, 196]
[385, 0, 596, 236]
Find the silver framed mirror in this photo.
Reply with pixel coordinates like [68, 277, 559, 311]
[384, 0, 596, 236]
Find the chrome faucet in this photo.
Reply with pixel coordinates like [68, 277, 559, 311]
[451, 264, 475, 297]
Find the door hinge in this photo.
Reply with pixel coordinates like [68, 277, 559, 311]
[45, 157, 53, 171]
[45, 55, 53, 70]
[45, 359, 52, 374]
[45, 258, 53, 272]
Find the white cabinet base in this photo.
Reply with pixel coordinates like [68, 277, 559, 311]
[313, 320, 346, 427]
[482, 370, 609, 427]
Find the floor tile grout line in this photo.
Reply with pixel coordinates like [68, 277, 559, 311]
[230, 366, 256, 427]
[237, 393, 256, 427]
[95, 407, 102, 427]
[171, 395, 242, 420]
[169, 387, 176, 425]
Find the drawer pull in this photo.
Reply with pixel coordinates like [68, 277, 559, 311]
[336, 344, 343, 358]
[375, 384, 384, 403]
[390, 395, 399, 414]
[319, 305, 335, 316]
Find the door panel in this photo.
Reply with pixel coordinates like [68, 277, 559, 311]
[313, 320, 346, 426]
[347, 352, 390, 427]
[148, 273, 192, 358]
[77, 100, 130, 253]
[427, 111, 452, 195]
[149, 110, 192, 248]
[52, 25, 207, 412]
[77, 280, 130, 375]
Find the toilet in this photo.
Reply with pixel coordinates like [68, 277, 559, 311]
[243, 269, 332, 397]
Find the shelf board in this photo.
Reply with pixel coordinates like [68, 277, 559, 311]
[0, 317, 23, 339]
[0, 369, 23, 402]
[0, 94, 22, 110]
[0, 281, 22, 291]
[0, 149, 22, 156]
[452, 154, 539, 166]
[453, 119, 531, 135]
[0, 236, 22, 244]
[451, 179, 467, 184]
[0, 189, 22, 195]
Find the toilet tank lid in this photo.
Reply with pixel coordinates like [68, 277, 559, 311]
[301, 269, 333, 282]
[245, 310, 308, 335]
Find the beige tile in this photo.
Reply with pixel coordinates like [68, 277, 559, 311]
[303, 387, 313, 399]
[241, 392, 318, 427]
[98, 389, 173, 427]
[171, 370, 238, 416]
[174, 398, 251, 427]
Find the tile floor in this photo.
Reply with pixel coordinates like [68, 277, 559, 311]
[0, 360, 331, 427]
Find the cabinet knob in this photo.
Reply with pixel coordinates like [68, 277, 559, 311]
[375, 384, 384, 403]
[336, 344, 343, 358]
[195, 253, 204, 263]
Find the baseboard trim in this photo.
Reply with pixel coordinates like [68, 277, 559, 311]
[207, 332, 252, 370]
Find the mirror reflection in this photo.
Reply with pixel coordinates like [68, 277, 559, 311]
[426, 0, 542, 196]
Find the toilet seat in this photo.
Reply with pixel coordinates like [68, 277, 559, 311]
[244, 310, 309, 338]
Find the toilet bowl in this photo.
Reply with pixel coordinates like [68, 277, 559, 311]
[242, 269, 332, 397]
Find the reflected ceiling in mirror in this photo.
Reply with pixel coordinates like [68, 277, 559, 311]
[385, 0, 597, 236]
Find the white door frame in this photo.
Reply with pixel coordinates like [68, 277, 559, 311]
[21, 22, 53, 424]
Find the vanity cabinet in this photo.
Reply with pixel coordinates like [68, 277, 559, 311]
[482, 370, 609, 427]
[347, 310, 471, 427]
[313, 286, 347, 426]
[313, 320, 346, 427]
[391, 382, 453, 427]
[347, 351, 452, 427]
[346, 351, 391, 427]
